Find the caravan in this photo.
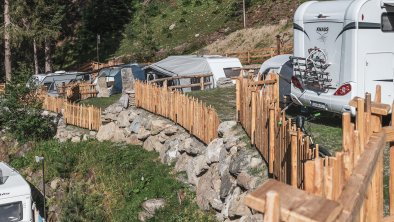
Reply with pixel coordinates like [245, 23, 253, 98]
[290, 0, 394, 114]
[0, 162, 33, 222]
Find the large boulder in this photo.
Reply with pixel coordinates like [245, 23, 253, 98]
[206, 138, 224, 165]
[181, 137, 205, 155]
[175, 153, 192, 172]
[229, 150, 253, 176]
[129, 116, 143, 133]
[96, 122, 118, 141]
[143, 136, 165, 152]
[117, 111, 130, 128]
[193, 155, 209, 176]
[239, 214, 264, 222]
[228, 191, 252, 218]
[196, 165, 220, 211]
[218, 121, 237, 138]
[220, 172, 236, 200]
[118, 94, 129, 109]
[150, 119, 171, 135]
[138, 198, 166, 221]
[136, 128, 151, 141]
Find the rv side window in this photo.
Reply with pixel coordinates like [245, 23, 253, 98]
[0, 201, 23, 221]
[382, 13, 394, 32]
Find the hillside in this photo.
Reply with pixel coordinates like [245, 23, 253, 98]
[115, 0, 299, 62]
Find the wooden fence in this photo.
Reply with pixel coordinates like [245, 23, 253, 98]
[42, 95, 101, 131]
[226, 45, 292, 65]
[148, 73, 214, 91]
[238, 70, 394, 221]
[57, 82, 98, 101]
[236, 71, 316, 185]
[134, 81, 220, 144]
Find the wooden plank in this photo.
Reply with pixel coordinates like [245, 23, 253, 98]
[336, 131, 386, 222]
[383, 126, 394, 143]
[390, 145, 394, 216]
[244, 179, 343, 222]
[349, 97, 390, 115]
[264, 191, 281, 222]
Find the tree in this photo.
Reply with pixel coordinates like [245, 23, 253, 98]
[4, 0, 11, 82]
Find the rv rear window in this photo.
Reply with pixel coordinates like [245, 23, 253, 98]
[0, 201, 23, 221]
[382, 13, 394, 32]
[223, 68, 241, 78]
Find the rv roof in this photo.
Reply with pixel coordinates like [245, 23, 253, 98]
[0, 162, 31, 199]
[297, 0, 353, 22]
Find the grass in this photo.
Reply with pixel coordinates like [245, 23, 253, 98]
[187, 86, 236, 121]
[78, 94, 122, 109]
[188, 86, 343, 154]
[10, 140, 216, 221]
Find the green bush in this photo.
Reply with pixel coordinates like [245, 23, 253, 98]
[0, 83, 56, 142]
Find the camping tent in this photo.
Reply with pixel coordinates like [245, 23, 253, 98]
[94, 63, 145, 97]
[144, 55, 242, 91]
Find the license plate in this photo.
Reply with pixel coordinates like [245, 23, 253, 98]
[311, 101, 327, 110]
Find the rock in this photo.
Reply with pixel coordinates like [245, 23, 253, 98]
[50, 178, 60, 190]
[196, 167, 217, 211]
[150, 120, 170, 135]
[228, 192, 252, 218]
[210, 198, 224, 211]
[137, 128, 151, 141]
[117, 111, 130, 128]
[219, 147, 231, 177]
[229, 150, 252, 176]
[71, 136, 80, 143]
[129, 116, 143, 133]
[186, 160, 199, 186]
[89, 131, 97, 137]
[163, 125, 178, 136]
[193, 155, 209, 176]
[126, 135, 143, 145]
[103, 113, 117, 121]
[97, 122, 118, 141]
[142, 198, 166, 215]
[143, 136, 166, 152]
[206, 138, 224, 164]
[182, 138, 205, 156]
[236, 172, 253, 190]
[114, 106, 123, 113]
[82, 134, 89, 141]
[118, 94, 129, 109]
[218, 121, 237, 138]
[175, 153, 192, 172]
[165, 144, 180, 164]
[169, 23, 176, 30]
[112, 130, 126, 142]
[138, 211, 151, 222]
[220, 172, 235, 200]
[239, 214, 264, 222]
[249, 157, 263, 169]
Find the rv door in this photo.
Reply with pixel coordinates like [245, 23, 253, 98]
[364, 53, 394, 105]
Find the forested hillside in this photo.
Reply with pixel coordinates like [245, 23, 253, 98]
[0, 0, 299, 82]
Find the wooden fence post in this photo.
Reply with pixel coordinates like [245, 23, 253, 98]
[276, 35, 281, 55]
[291, 132, 297, 187]
[390, 145, 394, 216]
[264, 191, 280, 222]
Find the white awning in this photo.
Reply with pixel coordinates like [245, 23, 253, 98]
[381, 0, 394, 7]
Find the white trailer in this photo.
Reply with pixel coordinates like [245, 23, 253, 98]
[290, 0, 394, 114]
[0, 162, 33, 222]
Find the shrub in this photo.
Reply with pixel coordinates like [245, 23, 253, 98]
[0, 82, 56, 142]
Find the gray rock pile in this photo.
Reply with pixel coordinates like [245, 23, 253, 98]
[55, 95, 269, 221]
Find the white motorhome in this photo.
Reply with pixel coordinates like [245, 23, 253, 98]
[290, 0, 394, 114]
[0, 162, 32, 222]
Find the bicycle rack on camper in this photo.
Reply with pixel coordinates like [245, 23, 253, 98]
[290, 0, 394, 114]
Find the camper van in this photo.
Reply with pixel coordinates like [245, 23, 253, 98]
[0, 162, 32, 222]
[290, 0, 394, 114]
[27, 71, 91, 96]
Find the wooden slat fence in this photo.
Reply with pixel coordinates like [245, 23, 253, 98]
[42, 95, 101, 131]
[57, 82, 98, 102]
[241, 77, 394, 221]
[236, 71, 316, 185]
[226, 45, 292, 65]
[134, 81, 220, 144]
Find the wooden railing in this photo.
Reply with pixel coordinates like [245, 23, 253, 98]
[226, 45, 292, 65]
[57, 82, 98, 102]
[236, 71, 316, 185]
[134, 81, 220, 144]
[238, 71, 394, 221]
[148, 73, 214, 91]
[42, 95, 101, 131]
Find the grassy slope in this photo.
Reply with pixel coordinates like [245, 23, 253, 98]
[78, 94, 122, 109]
[117, 0, 240, 57]
[188, 86, 343, 154]
[187, 86, 236, 121]
[11, 140, 216, 221]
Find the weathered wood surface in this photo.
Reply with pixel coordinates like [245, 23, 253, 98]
[244, 179, 343, 222]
